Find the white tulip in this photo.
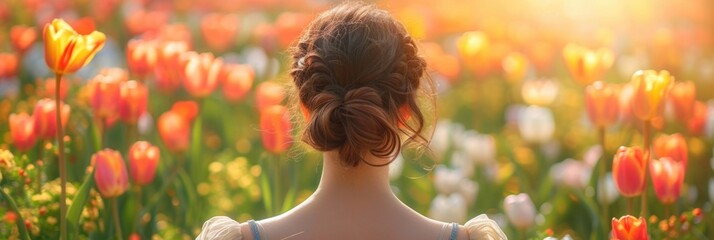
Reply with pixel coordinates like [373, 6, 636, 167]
[597, 173, 619, 205]
[550, 159, 592, 190]
[431, 120, 454, 159]
[459, 179, 479, 206]
[518, 105, 555, 144]
[521, 78, 559, 106]
[429, 193, 467, 223]
[434, 165, 463, 194]
[503, 193, 537, 230]
[451, 150, 475, 177]
[458, 130, 496, 165]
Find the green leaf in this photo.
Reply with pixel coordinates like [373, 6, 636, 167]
[0, 188, 30, 240]
[280, 185, 297, 213]
[260, 166, 273, 215]
[66, 168, 95, 238]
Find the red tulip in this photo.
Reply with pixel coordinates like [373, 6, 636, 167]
[158, 111, 190, 153]
[154, 41, 190, 93]
[9, 113, 36, 151]
[200, 13, 239, 52]
[612, 146, 647, 197]
[170, 101, 199, 122]
[688, 101, 708, 136]
[126, 39, 158, 78]
[0, 53, 18, 79]
[93, 149, 129, 198]
[653, 133, 687, 168]
[585, 81, 620, 128]
[182, 52, 223, 98]
[128, 141, 160, 186]
[118, 80, 148, 124]
[255, 81, 285, 111]
[260, 105, 293, 154]
[222, 64, 254, 102]
[649, 157, 684, 204]
[33, 98, 70, 140]
[668, 81, 696, 123]
[10, 25, 37, 54]
[88, 72, 122, 127]
[611, 215, 649, 240]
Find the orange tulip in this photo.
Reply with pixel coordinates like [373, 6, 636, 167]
[585, 81, 620, 128]
[611, 215, 649, 240]
[126, 38, 158, 78]
[457, 31, 490, 76]
[420, 42, 460, 82]
[653, 133, 687, 168]
[688, 101, 708, 136]
[255, 81, 285, 111]
[88, 73, 122, 126]
[157, 24, 192, 47]
[128, 141, 160, 186]
[171, 101, 199, 122]
[154, 41, 190, 93]
[631, 70, 673, 121]
[612, 146, 647, 197]
[274, 12, 312, 49]
[260, 105, 293, 154]
[43, 18, 105, 75]
[562, 44, 614, 86]
[33, 98, 70, 140]
[222, 64, 254, 102]
[118, 80, 148, 124]
[10, 25, 37, 54]
[649, 157, 684, 205]
[182, 52, 223, 98]
[0, 53, 19, 79]
[93, 149, 129, 198]
[158, 111, 190, 153]
[668, 81, 696, 123]
[9, 113, 36, 152]
[200, 13, 239, 52]
[125, 10, 169, 36]
[502, 52, 528, 84]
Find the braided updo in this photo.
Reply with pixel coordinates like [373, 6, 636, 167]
[290, 2, 430, 167]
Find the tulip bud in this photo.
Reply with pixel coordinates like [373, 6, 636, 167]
[182, 52, 223, 98]
[126, 38, 158, 78]
[118, 80, 148, 124]
[503, 193, 536, 230]
[259, 105, 292, 154]
[562, 44, 614, 86]
[650, 157, 684, 205]
[93, 149, 129, 198]
[631, 70, 673, 121]
[612, 146, 647, 197]
[585, 81, 620, 128]
[129, 141, 160, 186]
[429, 193, 467, 223]
[521, 78, 558, 106]
[33, 98, 70, 140]
[255, 81, 286, 111]
[222, 64, 254, 102]
[611, 215, 649, 240]
[653, 133, 687, 169]
[9, 113, 36, 152]
[518, 105, 555, 144]
[200, 13, 239, 52]
[434, 165, 464, 194]
[154, 41, 190, 93]
[457, 131, 496, 165]
[43, 18, 106, 74]
[88, 73, 122, 126]
[10, 25, 36, 54]
[157, 111, 190, 153]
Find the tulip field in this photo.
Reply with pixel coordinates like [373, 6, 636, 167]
[1, 0, 714, 239]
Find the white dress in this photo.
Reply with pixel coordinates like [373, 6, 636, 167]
[196, 214, 508, 240]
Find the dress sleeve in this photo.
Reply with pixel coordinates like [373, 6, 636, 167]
[464, 214, 508, 240]
[195, 216, 243, 240]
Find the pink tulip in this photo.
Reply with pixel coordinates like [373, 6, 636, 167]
[93, 149, 129, 198]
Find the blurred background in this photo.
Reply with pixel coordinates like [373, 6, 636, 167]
[0, 0, 713, 239]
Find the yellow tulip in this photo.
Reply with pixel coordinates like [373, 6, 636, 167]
[43, 18, 106, 75]
[631, 70, 673, 121]
[562, 44, 614, 86]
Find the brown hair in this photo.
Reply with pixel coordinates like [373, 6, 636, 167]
[290, 2, 430, 167]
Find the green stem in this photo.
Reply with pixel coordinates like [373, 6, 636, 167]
[112, 198, 123, 240]
[56, 73, 67, 240]
[641, 120, 650, 218]
[628, 197, 633, 215]
[274, 153, 282, 215]
[598, 127, 608, 228]
[0, 188, 31, 240]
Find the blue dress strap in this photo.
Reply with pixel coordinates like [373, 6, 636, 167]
[449, 222, 459, 240]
